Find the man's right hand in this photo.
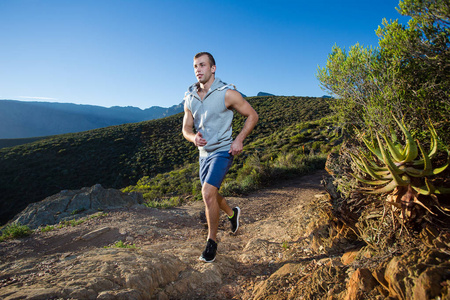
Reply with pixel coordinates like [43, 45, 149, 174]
[194, 132, 207, 147]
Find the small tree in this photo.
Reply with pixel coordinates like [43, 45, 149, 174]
[317, 0, 450, 142]
[377, 0, 450, 133]
[317, 44, 395, 132]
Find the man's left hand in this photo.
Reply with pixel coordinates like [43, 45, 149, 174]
[229, 140, 243, 156]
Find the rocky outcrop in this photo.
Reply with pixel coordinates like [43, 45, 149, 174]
[248, 246, 450, 300]
[379, 248, 450, 300]
[12, 184, 143, 229]
[0, 247, 187, 300]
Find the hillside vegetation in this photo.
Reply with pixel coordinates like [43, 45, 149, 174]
[0, 96, 332, 225]
[0, 136, 53, 149]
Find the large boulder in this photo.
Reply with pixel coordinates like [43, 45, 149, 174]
[381, 248, 450, 300]
[12, 184, 143, 229]
[0, 247, 187, 300]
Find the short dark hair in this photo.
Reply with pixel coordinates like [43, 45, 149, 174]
[194, 52, 216, 67]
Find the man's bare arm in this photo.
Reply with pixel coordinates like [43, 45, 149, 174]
[182, 104, 207, 147]
[225, 90, 259, 155]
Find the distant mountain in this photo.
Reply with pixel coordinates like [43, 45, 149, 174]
[0, 100, 184, 139]
[257, 92, 275, 96]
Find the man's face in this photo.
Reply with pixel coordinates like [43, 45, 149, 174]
[193, 55, 216, 84]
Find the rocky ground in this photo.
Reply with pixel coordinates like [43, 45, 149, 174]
[0, 169, 449, 299]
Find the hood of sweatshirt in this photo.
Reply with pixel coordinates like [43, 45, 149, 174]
[184, 78, 231, 101]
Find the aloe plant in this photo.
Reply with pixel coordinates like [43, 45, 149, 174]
[351, 116, 449, 219]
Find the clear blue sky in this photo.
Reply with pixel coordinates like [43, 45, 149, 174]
[0, 0, 408, 109]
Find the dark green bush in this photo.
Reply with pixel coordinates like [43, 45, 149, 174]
[0, 223, 32, 242]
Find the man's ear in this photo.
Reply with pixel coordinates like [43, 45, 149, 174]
[211, 65, 216, 74]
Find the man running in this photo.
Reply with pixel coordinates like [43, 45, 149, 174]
[182, 52, 258, 262]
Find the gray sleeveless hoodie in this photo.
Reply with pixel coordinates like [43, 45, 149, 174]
[184, 78, 235, 157]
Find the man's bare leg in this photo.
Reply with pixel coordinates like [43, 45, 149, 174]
[217, 193, 233, 216]
[202, 182, 233, 241]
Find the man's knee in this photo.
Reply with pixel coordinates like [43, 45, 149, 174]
[202, 183, 218, 206]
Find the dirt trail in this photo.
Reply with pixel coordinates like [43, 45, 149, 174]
[0, 170, 330, 299]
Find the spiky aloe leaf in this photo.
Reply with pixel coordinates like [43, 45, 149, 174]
[427, 121, 439, 159]
[432, 158, 449, 175]
[361, 135, 383, 162]
[352, 174, 391, 185]
[377, 134, 403, 175]
[431, 144, 450, 175]
[412, 178, 435, 196]
[393, 115, 418, 163]
[401, 141, 435, 177]
[403, 134, 419, 163]
[401, 142, 410, 162]
[400, 166, 425, 177]
[388, 125, 405, 157]
[350, 153, 363, 167]
[410, 141, 449, 176]
[382, 133, 406, 162]
[412, 127, 444, 167]
[366, 179, 398, 194]
[350, 153, 368, 172]
[417, 140, 432, 175]
[361, 152, 389, 172]
[351, 152, 390, 180]
[361, 157, 389, 180]
[372, 170, 393, 180]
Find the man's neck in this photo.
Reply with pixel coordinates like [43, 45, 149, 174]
[197, 77, 215, 94]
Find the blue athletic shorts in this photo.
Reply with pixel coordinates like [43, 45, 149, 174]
[199, 151, 234, 189]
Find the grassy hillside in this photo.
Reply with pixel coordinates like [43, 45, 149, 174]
[0, 96, 332, 225]
[124, 115, 341, 208]
[0, 136, 52, 149]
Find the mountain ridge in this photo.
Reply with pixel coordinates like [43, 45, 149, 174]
[0, 99, 184, 139]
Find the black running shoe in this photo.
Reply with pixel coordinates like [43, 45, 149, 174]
[199, 238, 217, 263]
[229, 207, 241, 234]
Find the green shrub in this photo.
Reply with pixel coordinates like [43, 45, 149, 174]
[311, 141, 322, 150]
[0, 223, 32, 241]
[57, 218, 85, 228]
[105, 240, 137, 249]
[71, 208, 86, 215]
[41, 225, 55, 232]
[220, 181, 242, 196]
[145, 196, 183, 208]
